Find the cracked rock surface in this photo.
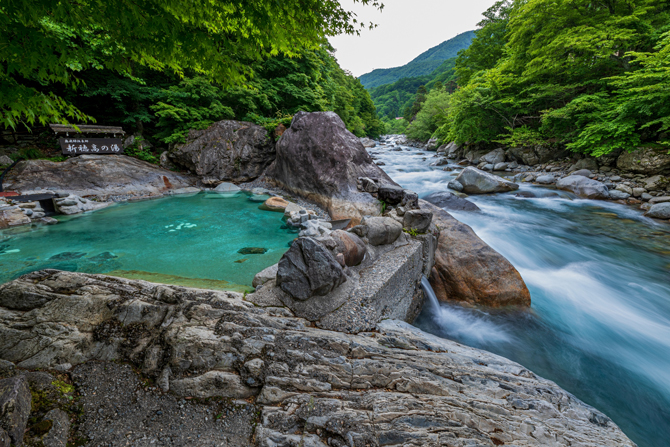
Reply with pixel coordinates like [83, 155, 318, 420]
[0, 270, 635, 446]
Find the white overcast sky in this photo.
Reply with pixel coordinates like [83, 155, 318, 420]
[329, 0, 499, 77]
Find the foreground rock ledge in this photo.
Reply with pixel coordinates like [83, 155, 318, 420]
[0, 270, 634, 446]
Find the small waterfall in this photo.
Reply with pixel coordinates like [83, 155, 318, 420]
[421, 275, 440, 311]
[420, 275, 511, 344]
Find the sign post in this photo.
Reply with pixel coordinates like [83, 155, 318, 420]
[59, 138, 124, 155]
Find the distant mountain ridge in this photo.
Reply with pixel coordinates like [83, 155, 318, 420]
[359, 31, 475, 89]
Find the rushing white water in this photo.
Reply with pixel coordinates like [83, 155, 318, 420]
[421, 276, 512, 344]
[376, 137, 670, 447]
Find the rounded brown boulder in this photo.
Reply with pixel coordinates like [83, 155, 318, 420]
[262, 197, 289, 212]
[422, 201, 531, 308]
[330, 230, 367, 267]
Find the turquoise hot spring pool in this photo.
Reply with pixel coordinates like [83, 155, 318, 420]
[0, 192, 297, 292]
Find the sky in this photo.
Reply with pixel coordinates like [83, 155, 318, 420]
[329, 0, 499, 77]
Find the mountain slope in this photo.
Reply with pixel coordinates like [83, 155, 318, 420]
[359, 31, 474, 89]
[370, 58, 457, 119]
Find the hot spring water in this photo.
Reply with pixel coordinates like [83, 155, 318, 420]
[0, 192, 296, 292]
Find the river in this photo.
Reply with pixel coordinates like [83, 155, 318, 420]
[372, 138, 670, 447]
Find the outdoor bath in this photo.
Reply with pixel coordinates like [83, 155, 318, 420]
[0, 192, 297, 292]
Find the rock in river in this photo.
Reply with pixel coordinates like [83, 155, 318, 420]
[556, 175, 610, 199]
[454, 167, 519, 194]
[266, 112, 395, 225]
[422, 201, 531, 307]
[645, 202, 670, 219]
[423, 191, 479, 211]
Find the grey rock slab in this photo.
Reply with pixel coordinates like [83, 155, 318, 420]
[645, 203, 670, 219]
[0, 270, 637, 446]
[643, 175, 667, 190]
[5, 155, 194, 198]
[556, 175, 610, 200]
[0, 155, 12, 166]
[0, 376, 31, 446]
[455, 167, 519, 194]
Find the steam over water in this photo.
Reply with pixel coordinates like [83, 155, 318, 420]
[375, 138, 670, 447]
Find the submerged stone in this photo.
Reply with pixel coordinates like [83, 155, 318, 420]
[237, 247, 268, 255]
[49, 252, 86, 261]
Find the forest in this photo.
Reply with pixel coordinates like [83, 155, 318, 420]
[0, 0, 384, 160]
[402, 0, 670, 156]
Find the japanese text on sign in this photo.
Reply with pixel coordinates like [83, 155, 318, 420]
[59, 138, 124, 155]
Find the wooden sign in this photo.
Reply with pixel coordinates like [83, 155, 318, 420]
[59, 138, 124, 155]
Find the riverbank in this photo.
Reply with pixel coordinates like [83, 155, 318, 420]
[394, 136, 670, 222]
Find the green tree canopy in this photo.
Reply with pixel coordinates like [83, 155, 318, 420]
[1, 0, 382, 129]
[426, 0, 670, 155]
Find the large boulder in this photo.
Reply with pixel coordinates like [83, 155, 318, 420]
[423, 191, 480, 211]
[455, 167, 519, 194]
[0, 270, 634, 446]
[5, 155, 194, 198]
[422, 201, 531, 307]
[556, 175, 610, 199]
[617, 147, 670, 175]
[276, 237, 346, 300]
[266, 112, 395, 224]
[170, 120, 275, 182]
